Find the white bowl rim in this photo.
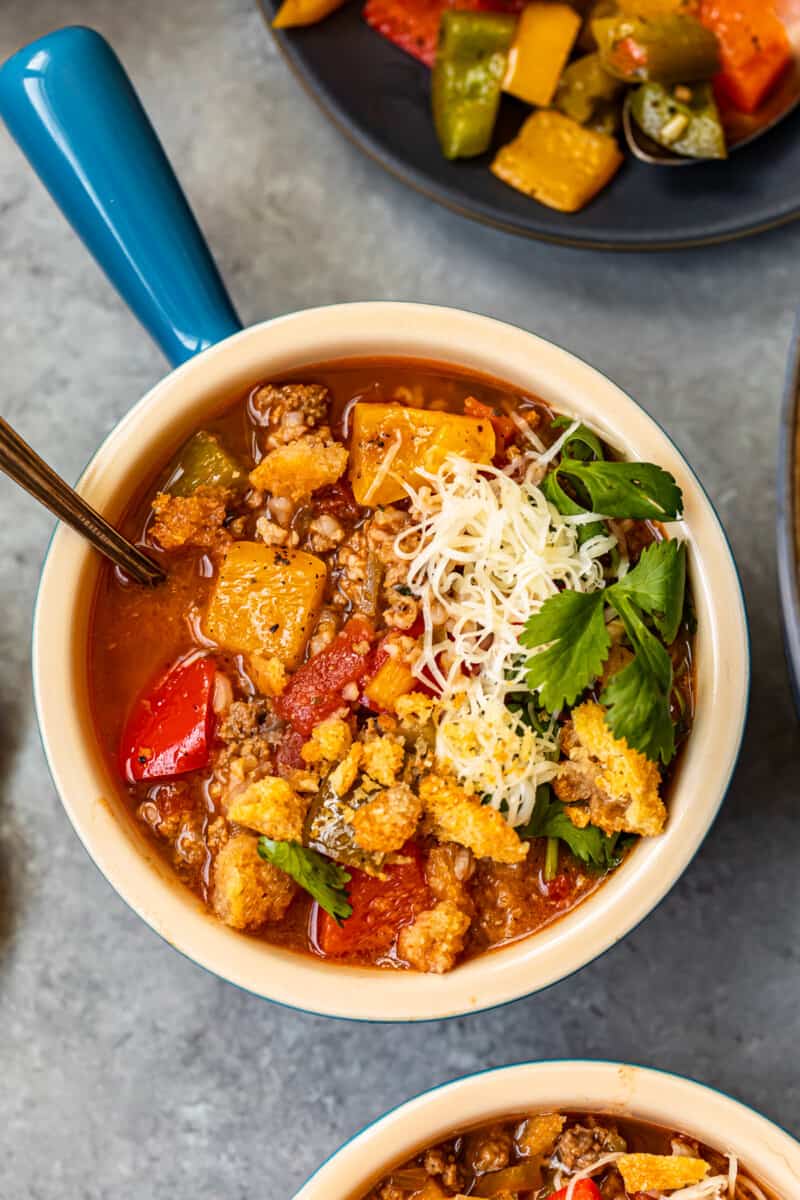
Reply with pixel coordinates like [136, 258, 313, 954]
[32, 301, 750, 1022]
[291, 1060, 800, 1199]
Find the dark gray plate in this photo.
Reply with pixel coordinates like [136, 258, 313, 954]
[261, 0, 800, 251]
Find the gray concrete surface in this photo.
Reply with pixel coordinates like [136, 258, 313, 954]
[1, 1, 798, 1196]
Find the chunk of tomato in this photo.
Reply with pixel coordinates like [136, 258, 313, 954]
[119, 655, 216, 783]
[313, 842, 430, 958]
[275, 616, 375, 737]
[463, 396, 518, 461]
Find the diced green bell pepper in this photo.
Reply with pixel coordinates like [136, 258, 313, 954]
[432, 11, 517, 161]
[630, 81, 727, 159]
[305, 779, 386, 873]
[165, 430, 246, 497]
[592, 14, 720, 84]
[554, 52, 624, 127]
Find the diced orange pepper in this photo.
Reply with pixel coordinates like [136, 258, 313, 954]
[273, 0, 348, 27]
[699, 0, 791, 113]
[363, 647, 417, 710]
[503, 3, 582, 107]
[205, 542, 326, 668]
[349, 403, 495, 506]
[492, 110, 623, 213]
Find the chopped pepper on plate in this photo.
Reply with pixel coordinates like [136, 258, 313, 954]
[554, 51, 625, 128]
[363, 0, 524, 68]
[631, 79, 727, 157]
[273, 0, 348, 26]
[269, 0, 795, 211]
[698, 0, 792, 113]
[593, 12, 720, 83]
[491, 108, 624, 212]
[432, 10, 517, 158]
[502, 2, 582, 107]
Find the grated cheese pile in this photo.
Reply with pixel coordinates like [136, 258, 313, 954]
[395, 440, 616, 828]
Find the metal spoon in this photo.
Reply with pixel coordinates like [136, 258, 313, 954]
[0, 417, 165, 586]
[624, 0, 800, 165]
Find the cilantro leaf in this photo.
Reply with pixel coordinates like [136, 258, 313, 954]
[541, 469, 606, 546]
[551, 417, 606, 463]
[601, 655, 675, 765]
[550, 417, 605, 463]
[608, 539, 686, 646]
[521, 786, 631, 872]
[257, 838, 352, 924]
[520, 590, 609, 712]
[553, 461, 683, 521]
[613, 594, 672, 693]
[602, 592, 674, 763]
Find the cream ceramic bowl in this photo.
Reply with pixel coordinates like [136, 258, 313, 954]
[33, 302, 749, 1020]
[292, 1061, 800, 1198]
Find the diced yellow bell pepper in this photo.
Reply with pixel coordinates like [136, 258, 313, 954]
[503, 3, 582, 107]
[205, 542, 326, 669]
[364, 655, 416, 711]
[349, 403, 495, 506]
[273, 0, 348, 28]
[491, 109, 623, 212]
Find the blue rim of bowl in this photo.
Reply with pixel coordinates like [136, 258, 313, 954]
[291, 1059, 798, 1197]
[258, 2, 800, 253]
[30, 310, 751, 1022]
[777, 311, 800, 715]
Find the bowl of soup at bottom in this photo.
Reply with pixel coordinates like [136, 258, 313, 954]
[293, 1061, 799, 1199]
[34, 302, 749, 1020]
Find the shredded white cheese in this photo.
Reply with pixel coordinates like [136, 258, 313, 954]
[664, 1178, 736, 1200]
[563, 1153, 625, 1199]
[734, 1177, 769, 1200]
[362, 428, 403, 504]
[395, 450, 616, 828]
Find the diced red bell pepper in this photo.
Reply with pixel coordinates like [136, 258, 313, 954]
[699, 0, 791, 114]
[463, 396, 518, 462]
[363, 0, 525, 68]
[552, 1181, 602, 1200]
[119, 655, 217, 783]
[313, 841, 430, 957]
[275, 616, 375, 737]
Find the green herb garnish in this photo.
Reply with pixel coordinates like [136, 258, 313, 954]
[542, 420, 607, 544]
[611, 536, 686, 645]
[550, 416, 605, 463]
[257, 838, 353, 924]
[520, 540, 687, 764]
[519, 589, 612, 713]
[521, 785, 633, 872]
[548, 459, 683, 521]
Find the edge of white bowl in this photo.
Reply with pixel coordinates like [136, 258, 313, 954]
[291, 1061, 800, 1199]
[32, 302, 750, 1021]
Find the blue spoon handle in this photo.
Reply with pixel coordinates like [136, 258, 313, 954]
[0, 26, 242, 366]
